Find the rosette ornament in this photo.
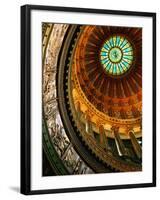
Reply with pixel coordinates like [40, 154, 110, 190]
[100, 36, 133, 76]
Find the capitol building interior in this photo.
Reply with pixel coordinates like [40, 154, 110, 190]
[42, 23, 142, 176]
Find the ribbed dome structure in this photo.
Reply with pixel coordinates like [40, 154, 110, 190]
[74, 26, 142, 119]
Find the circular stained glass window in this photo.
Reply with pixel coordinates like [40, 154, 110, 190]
[100, 36, 134, 76]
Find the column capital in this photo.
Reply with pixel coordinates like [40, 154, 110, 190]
[125, 125, 134, 133]
[84, 110, 94, 120]
[127, 129, 134, 135]
[111, 126, 119, 133]
[75, 100, 81, 110]
[99, 124, 105, 133]
[96, 119, 104, 127]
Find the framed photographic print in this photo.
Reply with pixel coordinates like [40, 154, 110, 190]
[21, 4, 156, 195]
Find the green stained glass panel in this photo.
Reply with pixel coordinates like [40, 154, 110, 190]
[100, 35, 134, 76]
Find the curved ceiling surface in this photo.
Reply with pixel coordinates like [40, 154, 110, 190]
[73, 25, 142, 120]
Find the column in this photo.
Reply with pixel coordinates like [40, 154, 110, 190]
[85, 114, 93, 136]
[99, 125, 108, 150]
[112, 126, 126, 156]
[76, 101, 82, 120]
[129, 130, 142, 159]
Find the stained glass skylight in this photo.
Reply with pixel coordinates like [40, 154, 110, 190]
[100, 36, 134, 76]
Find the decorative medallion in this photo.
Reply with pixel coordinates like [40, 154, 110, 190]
[100, 36, 134, 76]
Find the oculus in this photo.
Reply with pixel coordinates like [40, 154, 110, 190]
[100, 36, 134, 76]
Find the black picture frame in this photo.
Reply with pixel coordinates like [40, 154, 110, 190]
[21, 4, 156, 195]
